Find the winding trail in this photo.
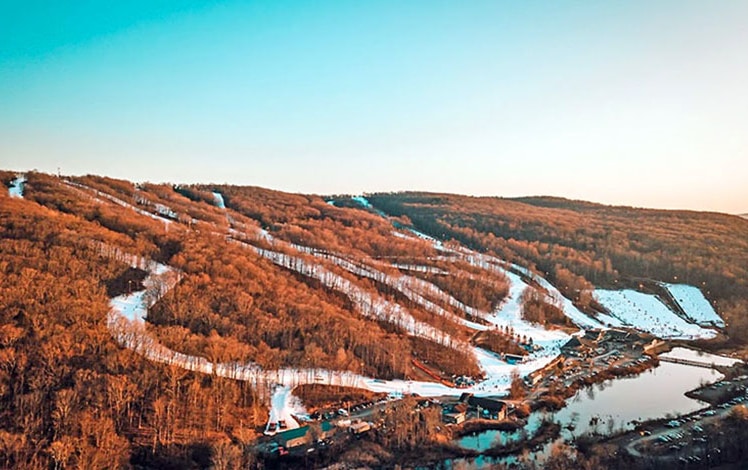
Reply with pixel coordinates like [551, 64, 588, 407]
[66, 185, 716, 419]
[83, 186, 578, 401]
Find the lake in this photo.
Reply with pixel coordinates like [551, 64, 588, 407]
[453, 358, 724, 467]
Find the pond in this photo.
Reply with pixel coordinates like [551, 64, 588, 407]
[452, 359, 725, 467]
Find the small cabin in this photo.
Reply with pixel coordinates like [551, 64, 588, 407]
[349, 421, 372, 435]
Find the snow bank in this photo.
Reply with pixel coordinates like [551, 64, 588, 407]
[662, 284, 724, 327]
[595, 289, 717, 340]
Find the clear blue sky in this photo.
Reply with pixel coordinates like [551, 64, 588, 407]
[1, 1, 747, 213]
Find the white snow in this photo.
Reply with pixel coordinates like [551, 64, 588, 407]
[101, 198, 728, 407]
[154, 203, 178, 219]
[108, 261, 175, 322]
[212, 191, 226, 209]
[394, 228, 603, 330]
[519, 267, 605, 330]
[407, 228, 444, 249]
[595, 289, 717, 340]
[110, 292, 148, 322]
[247, 244, 466, 350]
[63, 181, 172, 226]
[488, 271, 571, 346]
[471, 270, 571, 387]
[151, 262, 172, 276]
[662, 283, 724, 327]
[661, 347, 741, 367]
[593, 311, 627, 328]
[8, 175, 25, 198]
[267, 385, 305, 431]
[390, 264, 450, 275]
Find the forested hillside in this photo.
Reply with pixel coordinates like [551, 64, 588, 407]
[0, 172, 492, 468]
[1, 171, 745, 468]
[368, 193, 748, 348]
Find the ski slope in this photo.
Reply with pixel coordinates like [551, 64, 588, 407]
[110, 292, 148, 322]
[96, 184, 730, 431]
[212, 191, 226, 209]
[595, 289, 717, 340]
[266, 385, 305, 433]
[662, 283, 724, 327]
[8, 176, 25, 198]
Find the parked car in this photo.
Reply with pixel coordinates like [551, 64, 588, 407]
[264, 422, 278, 436]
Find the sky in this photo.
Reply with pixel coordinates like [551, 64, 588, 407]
[1, 1, 747, 213]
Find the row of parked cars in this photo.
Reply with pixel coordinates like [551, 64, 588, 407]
[309, 397, 397, 422]
[309, 408, 349, 421]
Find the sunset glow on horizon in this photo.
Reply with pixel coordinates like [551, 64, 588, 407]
[2, 1, 747, 213]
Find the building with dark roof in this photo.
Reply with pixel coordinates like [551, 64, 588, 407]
[459, 394, 507, 420]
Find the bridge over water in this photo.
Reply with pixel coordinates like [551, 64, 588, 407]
[658, 356, 720, 369]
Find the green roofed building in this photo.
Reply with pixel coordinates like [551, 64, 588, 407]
[276, 421, 336, 449]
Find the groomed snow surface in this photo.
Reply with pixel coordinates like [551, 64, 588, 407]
[595, 289, 717, 340]
[267, 385, 305, 433]
[663, 283, 725, 327]
[110, 292, 148, 322]
[8, 176, 25, 198]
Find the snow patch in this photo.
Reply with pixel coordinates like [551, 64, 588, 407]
[352, 196, 372, 208]
[212, 191, 226, 209]
[8, 175, 25, 198]
[352, 195, 389, 217]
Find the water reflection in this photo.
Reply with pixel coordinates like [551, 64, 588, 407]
[457, 361, 722, 463]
